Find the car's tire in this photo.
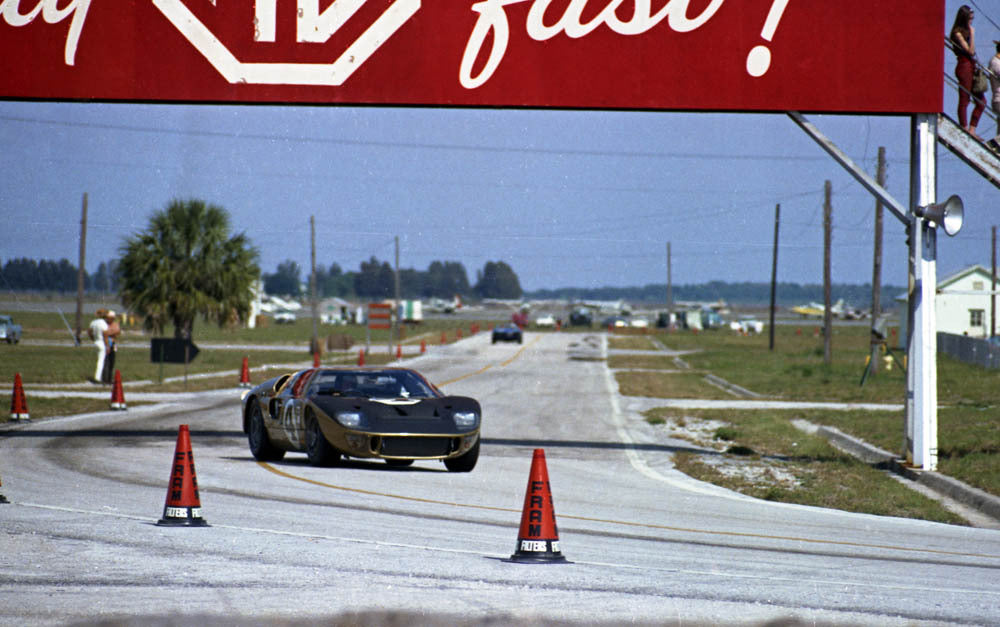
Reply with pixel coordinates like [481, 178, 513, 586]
[248, 398, 285, 462]
[444, 439, 479, 472]
[305, 410, 340, 467]
[385, 458, 414, 468]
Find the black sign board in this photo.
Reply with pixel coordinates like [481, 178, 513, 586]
[151, 338, 200, 364]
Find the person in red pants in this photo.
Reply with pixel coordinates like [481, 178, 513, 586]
[951, 5, 986, 137]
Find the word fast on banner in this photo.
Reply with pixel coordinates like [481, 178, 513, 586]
[0, 0, 943, 113]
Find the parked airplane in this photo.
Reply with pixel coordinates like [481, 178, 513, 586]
[791, 299, 867, 320]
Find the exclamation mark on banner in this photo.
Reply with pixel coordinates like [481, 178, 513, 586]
[746, 0, 790, 77]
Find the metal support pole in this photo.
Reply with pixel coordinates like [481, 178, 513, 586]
[769, 204, 779, 351]
[906, 114, 938, 471]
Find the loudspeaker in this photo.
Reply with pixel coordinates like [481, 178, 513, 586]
[916, 194, 963, 236]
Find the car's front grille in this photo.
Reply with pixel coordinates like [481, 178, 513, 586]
[378, 436, 455, 458]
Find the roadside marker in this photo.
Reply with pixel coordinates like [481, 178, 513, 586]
[506, 448, 569, 564]
[9, 373, 29, 421]
[358, 349, 366, 367]
[157, 425, 209, 527]
[396, 344, 402, 359]
[420, 339, 426, 354]
[239, 356, 251, 388]
[110, 370, 127, 410]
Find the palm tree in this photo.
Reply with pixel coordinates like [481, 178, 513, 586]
[119, 199, 260, 339]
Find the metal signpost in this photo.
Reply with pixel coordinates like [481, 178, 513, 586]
[2, 1, 951, 469]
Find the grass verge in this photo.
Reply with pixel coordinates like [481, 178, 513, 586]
[647, 407, 966, 525]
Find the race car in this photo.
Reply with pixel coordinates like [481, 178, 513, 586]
[492, 324, 523, 344]
[241, 367, 481, 471]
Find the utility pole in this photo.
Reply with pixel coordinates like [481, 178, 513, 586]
[393, 235, 400, 355]
[74, 192, 88, 346]
[769, 204, 780, 351]
[992, 225, 997, 339]
[666, 242, 673, 314]
[823, 180, 832, 366]
[870, 147, 886, 374]
[310, 216, 318, 357]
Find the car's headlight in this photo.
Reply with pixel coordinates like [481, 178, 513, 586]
[453, 411, 478, 428]
[336, 411, 365, 428]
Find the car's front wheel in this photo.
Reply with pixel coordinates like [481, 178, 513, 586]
[444, 439, 479, 472]
[248, 398, 285, 462]
[305, 411, 340, 467]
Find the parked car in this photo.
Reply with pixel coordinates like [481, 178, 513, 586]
[534, 313, 556, 328]
[274, 309, 297, 324]
[568, 307, 593, 327]
[0, 315, 22, 344]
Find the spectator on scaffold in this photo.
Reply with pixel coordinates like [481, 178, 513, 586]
[988, 40, 1000, 152]
[87, 308, 109, 384]
[951, 5, 986, 137]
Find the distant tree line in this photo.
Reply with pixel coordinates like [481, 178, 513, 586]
[263, 258, 522, 300]
[0, 257, 120, 293]
[525, 281, 906, 308]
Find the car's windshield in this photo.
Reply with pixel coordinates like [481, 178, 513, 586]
[310, 370, 437, 399]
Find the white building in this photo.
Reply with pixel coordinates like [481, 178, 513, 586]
[897, 265, 997, 340]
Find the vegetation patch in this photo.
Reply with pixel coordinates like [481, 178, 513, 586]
[616, 370, 730, 399]
[650, 408, 966, 524]
[607, 336, 659, 351]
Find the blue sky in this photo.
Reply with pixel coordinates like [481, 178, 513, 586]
[1, 1, 998, 294]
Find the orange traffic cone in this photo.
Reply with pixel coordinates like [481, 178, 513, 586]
[420, 339, 426, 354]
[9, 373, 29, 421]
[396, 344, 402, 359]
[506, 449, 569, 564]
[157, 425, 209, 527]
[440, 331, 447, 345]
[358, 349, 366, 367]
[110, 370, 127, 410]
[238, 356, 251, 388]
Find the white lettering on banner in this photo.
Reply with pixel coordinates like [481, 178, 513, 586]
[0, 0, 92, 65]
[461, 0, 726, 89]
[165, 507, 188, 518]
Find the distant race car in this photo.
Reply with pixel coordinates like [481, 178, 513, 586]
[492, 324, 523, 344]
[241, 367, 481, 471]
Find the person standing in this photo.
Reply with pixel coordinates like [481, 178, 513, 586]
[951, 5, 986, 136]
[988, 40, 1000, 152]
[101, 310, 120, 384]
[87, 308, 109, 384]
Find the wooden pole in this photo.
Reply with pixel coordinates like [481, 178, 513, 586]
[823, 180, 832, 366]
[870, 147, 886, 374]
[74, 192, 87, 346]
[769, 204, 780, 351]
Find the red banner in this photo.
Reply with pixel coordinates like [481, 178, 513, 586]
[0, 1, 943, 113]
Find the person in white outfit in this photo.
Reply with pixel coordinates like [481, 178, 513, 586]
[88, 308, 109, 383]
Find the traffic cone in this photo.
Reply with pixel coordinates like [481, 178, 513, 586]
[110, 370, 127, 410]
[238, 356, 251, 388]
[440, 331, 447, 345]
[506, 449, 569, 564]
[456, 328, 463, 340]
[395, 344, 402, 359]
[157, 424, 209, 527]
[358, 349, 366, 367]
[9, 373, 29, 421]
[420, 339, 426, 354]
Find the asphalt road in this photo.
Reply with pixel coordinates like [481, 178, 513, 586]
[2, 332, 1000, 625]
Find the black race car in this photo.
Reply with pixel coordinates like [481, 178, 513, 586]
[491, 324, 523, 344]
[241, 367, 481, 471]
